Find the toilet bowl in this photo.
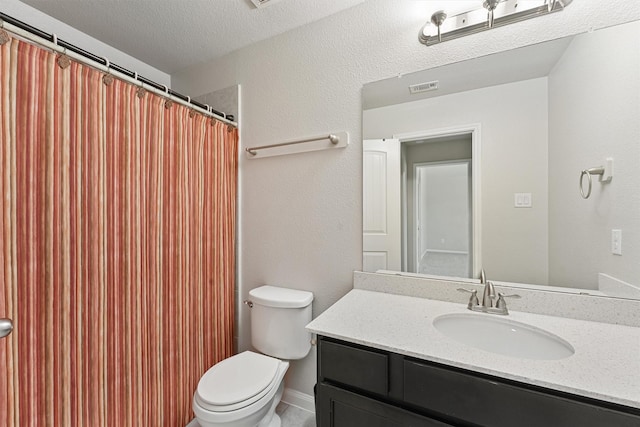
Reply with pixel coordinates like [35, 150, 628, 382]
[192, 286, 313, 427]
[193, 351, 289, 427]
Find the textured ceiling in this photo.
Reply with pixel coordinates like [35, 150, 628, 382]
[19, 0, 366, 73]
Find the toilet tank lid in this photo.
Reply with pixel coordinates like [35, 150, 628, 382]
[249, 285, 314, 308]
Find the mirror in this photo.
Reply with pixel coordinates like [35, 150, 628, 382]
[362, 20, 640, 299]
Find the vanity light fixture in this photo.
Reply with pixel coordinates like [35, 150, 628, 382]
[419, 0, 572, 46]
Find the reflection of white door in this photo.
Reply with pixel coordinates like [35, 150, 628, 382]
[363, 139, 401, 272]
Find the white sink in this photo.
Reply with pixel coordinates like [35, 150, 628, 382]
[433, 313, 575, 360]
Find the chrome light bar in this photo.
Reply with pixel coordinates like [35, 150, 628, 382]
[419, 0, 572, 46]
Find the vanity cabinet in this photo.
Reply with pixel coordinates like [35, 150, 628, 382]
[315, 336, 640, 427]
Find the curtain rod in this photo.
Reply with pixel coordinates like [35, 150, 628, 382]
[0, 12, 237, 128]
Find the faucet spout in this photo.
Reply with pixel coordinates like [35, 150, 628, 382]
[460, 280, 520, 315]
[482, 280, 495, 308]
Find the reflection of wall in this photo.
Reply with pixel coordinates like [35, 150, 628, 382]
[548, 21, 640, 289]
[404, 138, 471, 272]
[364, 78, 549, 285]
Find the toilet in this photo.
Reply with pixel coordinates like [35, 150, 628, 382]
[192, 285, 314, 427]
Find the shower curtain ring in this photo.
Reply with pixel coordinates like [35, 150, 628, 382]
[52, 33, 58, 45]
[0, 21, 10, 46]
[56, 42, 71, 69]
[102, 57, 115, 85]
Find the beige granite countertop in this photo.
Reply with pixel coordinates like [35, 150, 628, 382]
[306, 289, 640, 409]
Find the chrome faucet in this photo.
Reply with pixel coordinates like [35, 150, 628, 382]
[457, 271, 521, 315]
[478, 269, 496, 308]
[481, 280, 496, 308]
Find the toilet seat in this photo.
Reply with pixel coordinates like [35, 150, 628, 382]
[196, 351, 280, 412]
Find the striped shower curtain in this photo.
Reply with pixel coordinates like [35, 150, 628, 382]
[0, 36, 237, 426]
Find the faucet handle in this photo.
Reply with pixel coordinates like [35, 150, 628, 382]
[457, 288, 479, 309]
[495, 292, 521, 310]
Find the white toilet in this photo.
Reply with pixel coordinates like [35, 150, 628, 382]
[192, 285, 314, 427]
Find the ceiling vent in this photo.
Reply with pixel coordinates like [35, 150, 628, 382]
[409, 80, 439, 94]
[250, 0, 284, 8]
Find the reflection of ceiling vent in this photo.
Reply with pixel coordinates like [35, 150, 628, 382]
[250, 0, 283, 8]
[409, 80, 439, 94]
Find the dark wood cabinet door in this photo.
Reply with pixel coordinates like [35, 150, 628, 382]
[317, 383, 452, 427]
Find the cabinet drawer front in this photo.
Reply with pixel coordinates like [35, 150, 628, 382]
[319, 338, 389, 396]
[404, 360, 640, 427]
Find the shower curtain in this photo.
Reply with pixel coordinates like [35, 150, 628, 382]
[0, 36, 237, 426]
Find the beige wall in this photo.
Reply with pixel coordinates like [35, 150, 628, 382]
[172, 0, 640, 397]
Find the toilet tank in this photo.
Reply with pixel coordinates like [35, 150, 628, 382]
[249, 286, 314, 360]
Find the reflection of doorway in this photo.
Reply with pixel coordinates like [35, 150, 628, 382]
[361, 125, 481, 278]
[414, 160, 471, 278]
[396, 124, 481, 278]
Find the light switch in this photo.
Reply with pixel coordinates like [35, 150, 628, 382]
[612, 229, 622, 255]
[514, 193, 532, 208]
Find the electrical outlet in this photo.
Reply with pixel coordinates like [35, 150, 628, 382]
[612, 229, 622, 255]
[514, 193, 532, 208]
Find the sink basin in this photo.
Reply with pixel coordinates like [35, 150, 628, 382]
[433, 313, 574, 360]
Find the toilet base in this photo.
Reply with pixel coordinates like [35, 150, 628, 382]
[188, 413, 281, 427]
[258, 413, 280, 427]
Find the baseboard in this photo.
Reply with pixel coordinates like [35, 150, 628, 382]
[281, 387, 315, 413]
